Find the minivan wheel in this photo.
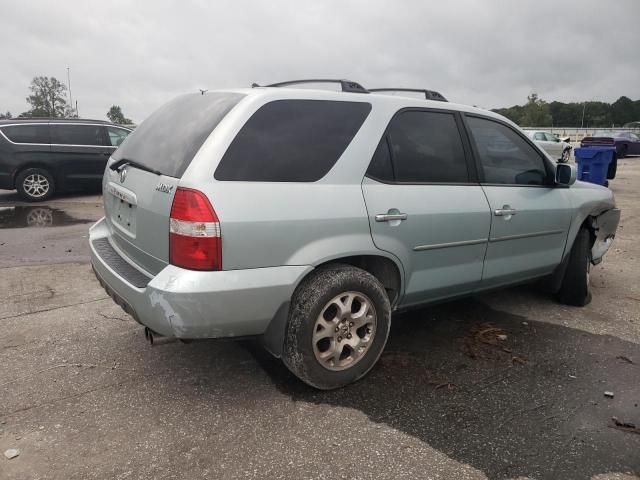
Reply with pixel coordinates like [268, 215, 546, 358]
[16, 168, 55, 202]
[557, 229, 592, 307]
[282, 264, 391, 390]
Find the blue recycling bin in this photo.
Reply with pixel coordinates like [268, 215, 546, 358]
[574, 147, 615, 186]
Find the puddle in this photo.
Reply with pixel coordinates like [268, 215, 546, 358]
[0, 206, 94, 229]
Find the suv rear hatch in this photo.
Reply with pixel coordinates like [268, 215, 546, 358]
[102, 92, 245, 276]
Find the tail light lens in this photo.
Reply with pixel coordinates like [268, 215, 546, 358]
[169, 188, 221, 271]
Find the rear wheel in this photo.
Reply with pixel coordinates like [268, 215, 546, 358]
[16, 168, 55, 202]
[282, 265, 391, 390]
[557, 229, 592, 306]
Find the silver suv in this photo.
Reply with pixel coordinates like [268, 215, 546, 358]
[90, 79, 620, 389]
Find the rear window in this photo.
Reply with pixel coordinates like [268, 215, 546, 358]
[1, 124, 50, 144]
[113, 92, 245, 178]
[214, 99, 372, 182]
[51, 124, 106, 146]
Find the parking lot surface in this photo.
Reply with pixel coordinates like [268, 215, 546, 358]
[1, 162, 639, 480]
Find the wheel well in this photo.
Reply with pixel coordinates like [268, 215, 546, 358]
[316, 255, 402, 305]
[13, 164, 54, 185]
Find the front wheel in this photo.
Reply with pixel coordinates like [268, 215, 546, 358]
[16, 168, 55, 202]
[557, 229, 592, 306]
[282, 265, 391, 390]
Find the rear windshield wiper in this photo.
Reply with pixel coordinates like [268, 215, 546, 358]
[109, 158, 163, 176]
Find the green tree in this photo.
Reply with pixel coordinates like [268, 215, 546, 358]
[0, 111, 11, 119]
[106, 105, 133, 125]
[611, 96, 636, 126]
[519, 93, 552, 127]
[25, 76, 68, 117]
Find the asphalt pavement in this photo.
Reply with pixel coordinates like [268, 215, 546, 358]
[0, 163, 639, 480]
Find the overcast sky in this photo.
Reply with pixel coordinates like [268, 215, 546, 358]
[1, 0, 638, 123]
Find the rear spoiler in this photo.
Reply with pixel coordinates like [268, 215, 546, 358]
[581, 136, 615, 145]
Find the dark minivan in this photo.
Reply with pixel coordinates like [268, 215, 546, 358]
[0, 119, 132, 201]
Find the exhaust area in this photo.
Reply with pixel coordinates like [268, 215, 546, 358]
[144, 327, 176, 346]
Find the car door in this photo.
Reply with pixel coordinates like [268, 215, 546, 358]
[362, 109, 491, 307]
[628, 133, 640, 155]
[464, 115, 573, 289]
[50, 123, 113, 187]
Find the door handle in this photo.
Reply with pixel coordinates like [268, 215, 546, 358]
[494, 206, 517, 216]
[375, 213, 408, 222]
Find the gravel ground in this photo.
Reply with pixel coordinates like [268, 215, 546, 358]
[0, 162, 639, 480]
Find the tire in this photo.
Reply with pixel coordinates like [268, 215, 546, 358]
[607, 157, 617, 180]
[16, 168, 55, 202]
[561, 148, 571, 163]
[282, 264, 391, 390]
[617, 145, 627, 159]
[557, 229, 592, 307]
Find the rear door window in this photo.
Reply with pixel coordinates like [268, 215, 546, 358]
[215, 100, 372, 182]
[51, 124, 106, 146]
[1, 124, 50, 144]
[113, 92, 245, 178]
[367, 110, 469, 183]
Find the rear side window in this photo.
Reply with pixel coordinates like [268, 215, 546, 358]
[51, 124, 106, 146]
[367, 110, 468, 183]
[1, 124, 50, 144]
[106, 126, 131, 147]
[215, 100, 372, 182]
[466, 116, 549, 186]
[113, 92, 245, 178]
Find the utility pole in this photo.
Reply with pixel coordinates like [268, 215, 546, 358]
[67, 67, 74, 117]
[581, 102, 586, 129]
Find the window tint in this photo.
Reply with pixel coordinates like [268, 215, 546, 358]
[385, 110, 468, 183]
[1, 124, 49, 144]
[107, 126, 130, 147]
[366, 137, 394, 182]
[466, 116, 548, 186]
[215, 100, 371, 182]
[113, 92, 245, 178]
[51, 124, 106, 146]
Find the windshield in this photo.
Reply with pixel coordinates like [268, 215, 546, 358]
[112, 92, 245, 178]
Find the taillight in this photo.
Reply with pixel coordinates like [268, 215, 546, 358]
[169, 188, 221, 271]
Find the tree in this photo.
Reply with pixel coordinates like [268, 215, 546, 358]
[25, 76, 68, 117]
[519, 93, 552, 127]
[0, 111, 11, 120]
[106, 105, 133, 125]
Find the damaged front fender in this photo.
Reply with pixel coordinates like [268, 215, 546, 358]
[590, 208, 620, 265]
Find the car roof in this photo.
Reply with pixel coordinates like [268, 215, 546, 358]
[198, 86, 519, 128]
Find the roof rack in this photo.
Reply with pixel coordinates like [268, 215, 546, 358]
[252, 79, 369, 94]
[369, 88, 448, 102]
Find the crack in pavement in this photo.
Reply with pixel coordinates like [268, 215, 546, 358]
[0, 297, 109, 321]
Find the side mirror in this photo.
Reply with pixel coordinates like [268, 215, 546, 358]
[556, 163, 576, 186]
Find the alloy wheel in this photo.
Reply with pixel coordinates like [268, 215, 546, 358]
[312, 291, 377, 371]
[23, 174, 50, 198]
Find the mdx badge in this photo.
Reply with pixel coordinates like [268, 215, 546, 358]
[156, 183, 174, 194]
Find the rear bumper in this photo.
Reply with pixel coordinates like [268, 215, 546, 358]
[89, 217, 311, 338]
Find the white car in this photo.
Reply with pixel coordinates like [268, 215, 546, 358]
[526, 130, 572, 163]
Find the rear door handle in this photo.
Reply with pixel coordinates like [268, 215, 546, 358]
[375, 213, 408, 222]
[494, 206, 517, 216]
